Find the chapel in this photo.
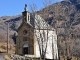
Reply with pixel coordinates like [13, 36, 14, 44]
[16, 5, 35, 55]
[16, 5, 58, 60]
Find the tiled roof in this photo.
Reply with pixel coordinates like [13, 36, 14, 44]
[30, 14, 55, 30]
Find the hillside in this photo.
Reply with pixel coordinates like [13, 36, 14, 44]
[38, 0, 80, 57]
[0, 15, 22, 43]
[39, 0, 80, 27]
[0, 0, 80, 57]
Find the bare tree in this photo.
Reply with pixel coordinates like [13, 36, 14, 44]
[30, 0, 58, 60]
[30, 0, 80, 60]
[30, 3, 37, 14]
[43, 0, 53, 7]
[30, 4, 49, 60]
[35, 22, 49, 60]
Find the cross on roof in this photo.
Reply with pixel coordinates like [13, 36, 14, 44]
[24, 4, 28, 11]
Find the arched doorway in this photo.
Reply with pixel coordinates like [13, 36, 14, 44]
[23, 44, 28, 54]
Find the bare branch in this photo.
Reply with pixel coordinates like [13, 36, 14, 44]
[43, 0, 53, 7]
[30, 3, 38, 13]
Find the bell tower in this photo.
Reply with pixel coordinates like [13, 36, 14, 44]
[22, 4, 30, 24]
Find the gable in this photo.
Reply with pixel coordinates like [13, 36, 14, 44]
[16, 23, 34, 37]
[17, 22, 33, 32]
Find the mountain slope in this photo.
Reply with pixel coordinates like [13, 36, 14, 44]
[39, 0, 80, 27]
[0, 15, 22, 43]
[38, 0, 80, 56]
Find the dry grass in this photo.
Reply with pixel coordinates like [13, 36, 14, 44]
[60, 56, 79, 60]
[0, 42, 15, 60]
[0, 42, 15, 54]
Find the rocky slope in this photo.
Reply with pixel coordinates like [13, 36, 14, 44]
[0, 15, 22, 43]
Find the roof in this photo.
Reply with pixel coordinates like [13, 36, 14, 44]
[17, 14, 55, 32]
[31, 14, 55, 31]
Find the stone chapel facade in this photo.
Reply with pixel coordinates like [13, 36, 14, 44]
[16, 5, 58, 60]
[16, 5, 36, 55]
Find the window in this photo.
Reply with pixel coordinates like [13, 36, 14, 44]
[23, 30, 28, 35]
[23, 37, 27, 41]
